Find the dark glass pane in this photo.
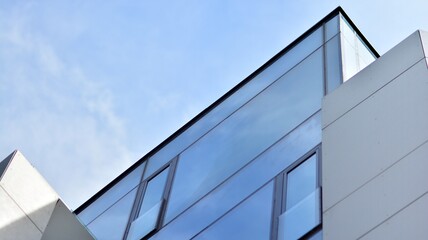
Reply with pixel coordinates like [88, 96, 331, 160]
[286, 155, 317, 210]
[87, 187, 138, 240]
[147, 113, 321, 240]
[165, 48, 324, 223]
[143, 27, 323, 179]
[306, 229, 323, 240]
[194, 181, 274, 240]
[78, 163, 145, 225]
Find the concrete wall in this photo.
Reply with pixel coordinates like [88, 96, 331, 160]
[0, 151, 94, 240]
[322, 30, 428, 239]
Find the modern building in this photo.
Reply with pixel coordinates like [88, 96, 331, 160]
[3, 6, 428, 240]
[0, 150, 93, 240]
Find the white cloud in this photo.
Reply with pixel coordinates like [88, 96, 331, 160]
[0, 4, 136, 209]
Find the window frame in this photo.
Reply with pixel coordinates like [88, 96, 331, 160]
[271, 145, 322, 240]
[123, 156, 178, 240]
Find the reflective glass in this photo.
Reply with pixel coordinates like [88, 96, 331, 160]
[139, 167, 169, 217]
[144, 27, 323, 179]
[356, 35, 376, 69]
[194, 181, 274, 240]
[78, 162, 145, 225]
[148, 113, 321, 240]
[87, 187, 138, 240]
[325, 15, 339, 42]
[326, 35, 342, 94]
[341, 33, 359, 81]
[279, 189, 321, 240]
[286, 155, 317, 210]
[127, 201, 163, 240]
[165, 48, 324, 223]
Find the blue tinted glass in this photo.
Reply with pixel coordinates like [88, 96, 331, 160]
[127, 201, 163, 240]
[286, 155, 317, 210]
[144, 27, 323, 179]
[326, 35, 342, 94]
[279, 189, 321, 240]
[165, 48, 324, 223]
[148, 113, 321, 240]
[78, 162, 145, 225]
[139, 167, 169, 217]
[194, 181, 274, 240]
[325, 15, 339, 42]
[87, 187, 138, 240]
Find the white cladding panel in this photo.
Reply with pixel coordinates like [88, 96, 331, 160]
[322, 30, 428, 240]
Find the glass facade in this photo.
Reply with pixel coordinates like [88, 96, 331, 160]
[76, 9, 378, 240]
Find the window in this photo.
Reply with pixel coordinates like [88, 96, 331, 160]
[126, 160, 175, 240]
[277, 153, 322, 240]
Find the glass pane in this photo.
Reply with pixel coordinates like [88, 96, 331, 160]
[279, 189, 321, 240]
[165, 48, 324, 223]
[286, 155, 317, 210]
[148, 113, 321, 240]
[340, 32, 359, 82]
[139, 167, 169, 217]
[127, 201, 163, 240]
[87, 187, 138, 240]
[143, 27, 323, 179]
[194, 181, 274, 240]
[325, 15, 339, 42]
[78, 162, 145, 225]
[356, 35, 376, 69]
[326, 35, 342, 94]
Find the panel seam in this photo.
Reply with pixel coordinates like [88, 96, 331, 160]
[323, 57, 426, 130]
[323, 136, 428, 213]
[0, 184, 44, 234]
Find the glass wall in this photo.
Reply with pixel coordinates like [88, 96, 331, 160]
[76, 10, 379, 240]
[143, 26, 324, 179]
[77, 162, 145, 226]
[340, 15, 376, 81]
[194, 181, 275, 240]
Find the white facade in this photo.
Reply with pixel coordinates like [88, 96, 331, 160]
[323, 30, 428, 239]
[0, 151, 94, 240]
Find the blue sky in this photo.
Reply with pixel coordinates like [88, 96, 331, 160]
[1, 0, 427, 209]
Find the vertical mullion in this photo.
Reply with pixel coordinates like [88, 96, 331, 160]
[271, 173, 284, 240]
[159, 155, 179, 227]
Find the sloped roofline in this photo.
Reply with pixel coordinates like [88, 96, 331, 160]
[75, 6, 379, 214]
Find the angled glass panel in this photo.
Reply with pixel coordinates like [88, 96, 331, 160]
[286, 155, 317, 210]
[326, 35, 342, 94]
[127, 167, 170, 239]
[148, 113, 321, 240]
[139, 167, 169, 218]
[127, 201, 163, 240]
[279, 189, 321, 240]
[194, 181, 274, 240]
[325, 15, 339, 42]
[86, 187, 138, 240]
[165, 48, 324, 224]
[356, 35, 376, 69]
[143, 27, 323, 179]
[78, 162, 145, 225]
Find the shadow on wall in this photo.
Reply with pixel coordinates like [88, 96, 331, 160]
[0, 196, 94, 240]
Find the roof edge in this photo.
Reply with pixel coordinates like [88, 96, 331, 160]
[75, 6, 378, 214]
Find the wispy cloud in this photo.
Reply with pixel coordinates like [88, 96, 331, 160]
[0, 3, 136, 209]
